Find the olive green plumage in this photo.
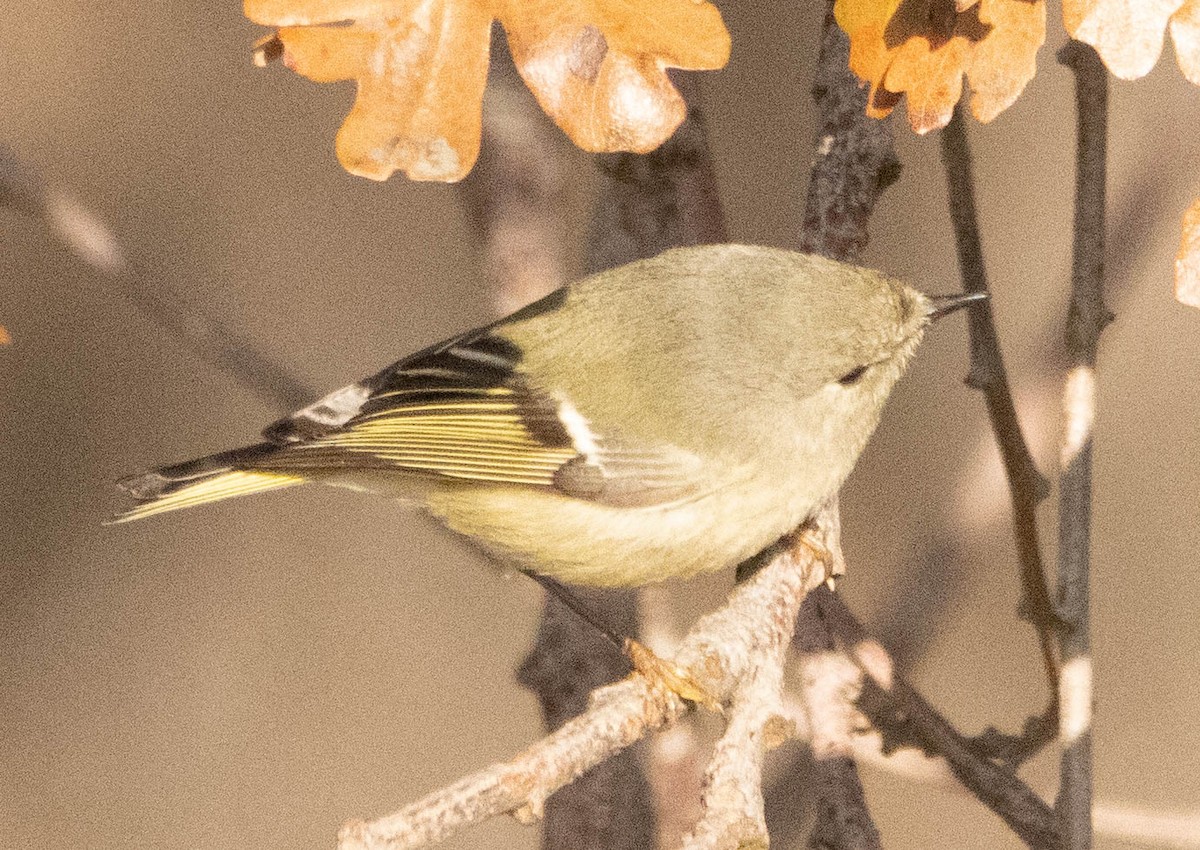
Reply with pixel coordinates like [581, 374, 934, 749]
[114, 244, 938, 587]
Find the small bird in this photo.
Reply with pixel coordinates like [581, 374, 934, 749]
[114, 244, 981, 592]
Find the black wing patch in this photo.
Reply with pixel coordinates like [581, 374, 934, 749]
[254, 332, 577, 486]
[257, 328, 706, 503]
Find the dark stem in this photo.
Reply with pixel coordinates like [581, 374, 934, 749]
[798, 6, 900, 262]
[516, 67, 728, 850]
[1054, 39, 1110, 850]
[815, 587, 1062, 850]
[939, 104, 1061, 688]
[519, 570, 628, 655]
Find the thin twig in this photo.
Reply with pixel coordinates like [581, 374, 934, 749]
[814, 587, 1062, 849]
[939, 104, 1061, 689]
[457, 34, 570, 315]
[340, 677, 684, 850]
[1055, 39, 1111, 850]
[777, 688, 1200, 849]
[0, 144, 315, 411]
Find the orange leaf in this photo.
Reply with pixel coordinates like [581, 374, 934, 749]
[1169, 1, 1200, 84]
[1176, 197, 1200, 308]
[1062, 0, 1194, 80]
[503, 1, 730, 154]
[246, 0, 730, 182]
[0, 326, 10, 345]
[836, 0, 1045, 134]
[968, 0, 1045, 122]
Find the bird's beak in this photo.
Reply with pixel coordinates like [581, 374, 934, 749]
[927, 291, 989, 322]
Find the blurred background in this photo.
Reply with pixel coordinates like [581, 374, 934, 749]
[2, 3, 1198, 849]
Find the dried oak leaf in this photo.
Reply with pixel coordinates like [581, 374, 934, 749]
[1176, 197, 1200, 308]
[1063, 0, 1200, 83]
[835, 0, 1046, 134]
[245, 0, 730, 182]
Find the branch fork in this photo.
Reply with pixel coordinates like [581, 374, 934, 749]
[338, 511, 840, 850]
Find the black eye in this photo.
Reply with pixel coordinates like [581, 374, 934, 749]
[837, 365, 869, 385]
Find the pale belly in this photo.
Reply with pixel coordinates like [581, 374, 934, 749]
[422, 473, 826, 587]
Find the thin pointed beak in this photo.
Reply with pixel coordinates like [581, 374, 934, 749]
[927, 291, 989, 322]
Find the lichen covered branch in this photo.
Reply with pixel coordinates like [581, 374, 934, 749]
[338, 677, 684, 850]
[337, 521, 834, 850]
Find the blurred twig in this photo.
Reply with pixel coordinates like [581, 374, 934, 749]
[458, 35, 571, 315]
[585, 69, 728, 271]
[939, 105, 1061, 691]
[1055, 39, 1111, 850]
[0, 143, 314, 410]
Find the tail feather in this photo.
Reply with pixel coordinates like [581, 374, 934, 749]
[110, 443, 305, 524]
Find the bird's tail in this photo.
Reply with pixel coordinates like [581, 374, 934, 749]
[109, 443, 306, 524]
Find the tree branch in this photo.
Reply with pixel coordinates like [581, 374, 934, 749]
[337, 521, 835, 850]
[787, 5, 901, 845]
[798, 6, 900, 262]
[939, 104, 1061, 688]
[795, 595, 882, 850]
[1055, 39, 1111, 850]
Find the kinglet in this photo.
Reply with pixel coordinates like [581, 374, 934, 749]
[114, 244, 980, 587]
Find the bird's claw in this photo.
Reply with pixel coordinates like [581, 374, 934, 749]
[623, 639, 721, 712]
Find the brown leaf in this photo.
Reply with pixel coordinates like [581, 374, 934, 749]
[1062, 0, 1191, 80]
[504, 1, 729, 154]
[1176, 197, 1200, 308]
[245, 0, 730, 182]
[967, 0, 1045, 121]
[836, 0, 1045, 134]
[1169, 1, 1200, 84]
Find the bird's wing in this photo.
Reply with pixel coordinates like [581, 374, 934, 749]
[257, 330, 708, 507]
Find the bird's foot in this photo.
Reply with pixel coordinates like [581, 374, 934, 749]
[797, 527, 843, 590]
[623, 638, 721, 712]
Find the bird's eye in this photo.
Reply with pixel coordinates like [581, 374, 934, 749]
[837, 365, 869, 386]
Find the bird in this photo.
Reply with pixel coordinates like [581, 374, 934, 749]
[114, 244, 981, 594]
